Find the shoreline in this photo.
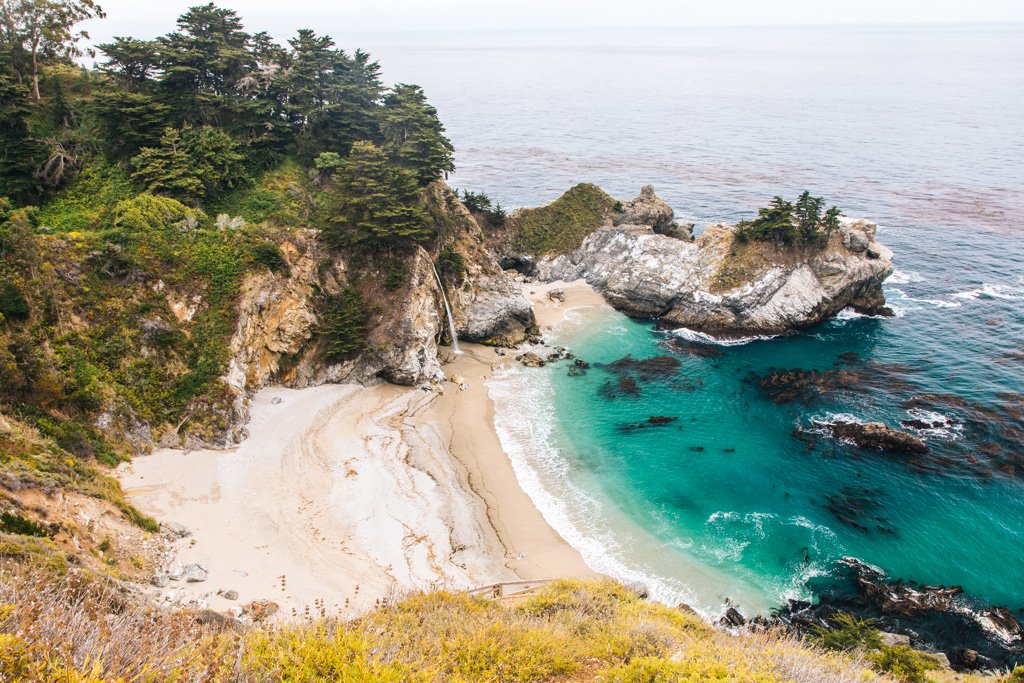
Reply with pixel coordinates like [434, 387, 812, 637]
[117, 279, 606, 618]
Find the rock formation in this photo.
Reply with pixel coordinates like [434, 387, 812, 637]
[218, 183, 533, 442]
[613, 185, 694, 241]
[536, 217, 893, 337]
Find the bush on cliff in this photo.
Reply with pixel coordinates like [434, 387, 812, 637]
[319, 287, 371, 362]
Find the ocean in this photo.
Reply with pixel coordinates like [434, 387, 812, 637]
[364, 23, 1024, 648]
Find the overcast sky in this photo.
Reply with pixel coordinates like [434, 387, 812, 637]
[80, 0, 1024, 45]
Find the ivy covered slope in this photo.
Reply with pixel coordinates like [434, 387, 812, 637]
[0, 2, 532, 567]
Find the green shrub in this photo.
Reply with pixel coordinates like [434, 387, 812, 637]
[0, 512, 53, 538]
[436, 248, 465, 282]
[130, 125, 248, 205]
[512, 183, 616, 256]
[252, 242, 288, 274]
[113, 193, 206, 235]
[319, 288, 370, 362]
[384, 261, 408, 290]
[33, 162, 134, 232]
[808, 612, 883, 652]
[486, 203, 507, 228]
[868, 645, 940, 683]
[460, 190, 492, 213]
[0, 281, 29, 321]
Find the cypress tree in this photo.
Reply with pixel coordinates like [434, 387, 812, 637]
[324, 140, 432, 249]
[380, 84, 454, 185]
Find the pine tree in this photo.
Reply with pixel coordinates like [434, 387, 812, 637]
[324, 141, 432, 249]
[91, 87, 172, 161]
[97, 37, 160, 90]
[156, 3, 254, 125]
[0, 63, 40, 201]
[0, 0, 104, 99]
[130, 125, 246, 204]
[380, 84, 454, 185]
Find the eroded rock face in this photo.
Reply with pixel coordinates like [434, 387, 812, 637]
[218, 185, 533, 443]
[225, 236, 323, 395]
[367, 248, 445, 386]
[427, 185, 536, 346]
[537, 218, 894, 337]
[613, 185, 694, 240]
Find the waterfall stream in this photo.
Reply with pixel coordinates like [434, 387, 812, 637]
[431, 264, 462, 355]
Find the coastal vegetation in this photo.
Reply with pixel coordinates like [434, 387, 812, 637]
[509, 183, 616, 255]
[0, 0, 458, 457]
[0, 3, 1010, 682]
[735, 191, 842, 246]
[8, 566, 982, 683]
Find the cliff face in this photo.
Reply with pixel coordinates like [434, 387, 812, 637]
[426, 185, 535, 346]
[218, 184, 533, 441]
[538, 218, 893, 337]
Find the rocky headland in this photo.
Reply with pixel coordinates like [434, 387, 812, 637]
[495, 185, 894, 339]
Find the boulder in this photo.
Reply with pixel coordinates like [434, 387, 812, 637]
[244, 599, 280, 622]
[828, 421, 929, 454]
[624, 581, 650, 599]
[182, 563, 209, 583]
[613, 185, 693, 240]
[195, 609, 242, 631]
[880, 631, 912, 647]
[160, 521, 191, 539]
[720, 607, 747, 628]
[518, 352, 545, 368]
[547, 288, 566, 302]
[222, 589, 239, 601]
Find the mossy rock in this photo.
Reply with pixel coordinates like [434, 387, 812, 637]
[511, 183, 616, 256]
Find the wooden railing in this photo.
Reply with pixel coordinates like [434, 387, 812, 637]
[464, 578, 555, 599]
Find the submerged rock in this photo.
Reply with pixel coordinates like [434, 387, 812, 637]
[774, 557, 1024, 671]
[518, 352, 545, 368]
[826, 421, 928, 454]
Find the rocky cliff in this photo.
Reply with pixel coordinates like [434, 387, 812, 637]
[218, 184, 534, 441]
[539, 218, 893, 337]
[486, 185, 894, 337]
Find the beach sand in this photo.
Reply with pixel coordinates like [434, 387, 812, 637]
[118, 279, 607, 618]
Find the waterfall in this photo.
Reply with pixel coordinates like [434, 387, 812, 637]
[431, 264, 462, 355]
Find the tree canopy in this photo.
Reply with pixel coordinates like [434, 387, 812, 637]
[323, 140, 433, 250]
[735, 191, 841, 246]
[0, 2, 456, 202]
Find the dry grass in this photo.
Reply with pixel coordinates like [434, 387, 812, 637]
[709, 228, 837, 294]
[0, 567, 1012, 682]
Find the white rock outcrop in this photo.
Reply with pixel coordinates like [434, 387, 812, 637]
[538, 218, 893, 337]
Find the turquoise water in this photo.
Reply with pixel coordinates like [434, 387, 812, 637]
[364, 24, 1024, 626]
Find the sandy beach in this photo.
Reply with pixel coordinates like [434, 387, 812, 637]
[119, 279, 607, 618]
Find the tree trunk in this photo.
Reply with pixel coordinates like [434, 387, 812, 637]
[31, 45, 39, 99]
